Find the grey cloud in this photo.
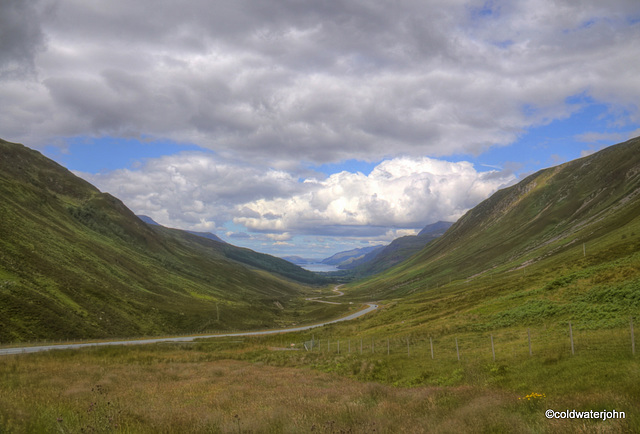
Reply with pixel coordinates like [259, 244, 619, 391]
[293, 225, 393, 238]
[3, 0, 640, 165]
[0, 0, 50, 78]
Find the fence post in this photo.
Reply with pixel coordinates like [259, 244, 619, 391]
[491, 335, 495, 362]
[455, 337, 460, 362]
[527, 328, 532, 356]
[569, 322, 575, 355]
[631, 317, 636, 356]
[360, 337, 363, 355]
[430, 337, 434, 359]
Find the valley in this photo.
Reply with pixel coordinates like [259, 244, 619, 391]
[1, 137, 640, 432]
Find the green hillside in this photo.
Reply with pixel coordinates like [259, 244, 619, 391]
[140, 223, 329, 285]
[0, 139, 340, 343]
[342, 136, 640, 332]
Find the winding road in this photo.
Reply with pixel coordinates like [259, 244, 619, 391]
[0, 286, 377, 356]
[304, 284, 345, 305]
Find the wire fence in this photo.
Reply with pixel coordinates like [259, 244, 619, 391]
[2, 318, 637, 363]
[300, 318, 637, 363]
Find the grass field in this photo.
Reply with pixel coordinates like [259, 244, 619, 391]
[0, 323, 637, 433]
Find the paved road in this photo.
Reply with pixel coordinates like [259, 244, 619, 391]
[0, 302, 378, 356]
[305, 284, 346, 305]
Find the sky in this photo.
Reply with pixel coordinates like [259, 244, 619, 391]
[2, 0, 640, 259]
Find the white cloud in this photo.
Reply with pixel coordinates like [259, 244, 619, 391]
[78, 153, 515, 243]
[234, 157, 516, 235]
[77, 151, 304, 230]
[2, 0, 639, 166]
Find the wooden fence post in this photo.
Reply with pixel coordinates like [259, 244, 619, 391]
[569, 322, 575, 355]
[631, 317, 636, 356]
[491, 335, 495, 362]
[430, 337, 434, 359]
[360, 337, 363, 355]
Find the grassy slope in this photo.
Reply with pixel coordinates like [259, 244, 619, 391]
[346, 136, 640, 305]
[150, 224, 330, 285]
[0, 139, 344, 342]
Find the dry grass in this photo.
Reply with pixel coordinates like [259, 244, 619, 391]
[0, 345, 632, 433]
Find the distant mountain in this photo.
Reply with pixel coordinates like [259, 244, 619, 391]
[137, 215, 226, 243]
[0, 139, 326, 342]
[282, 256, 315, 265]
[137, 214, 160, 225]
[338, 221, 453, 276]
[186, 230, 225, 243]
[417, 220, 455, 236]
[321, 245, 386, 267]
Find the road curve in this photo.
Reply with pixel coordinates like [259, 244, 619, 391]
[305, 284, 346, 305]
[0, 302, 378, 356]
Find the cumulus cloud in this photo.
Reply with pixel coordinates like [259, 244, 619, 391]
[81, 153, 515, 242]
[2, 0, 639, 165]
[235, 157, 516, 236]
[78, 151, 305, 230]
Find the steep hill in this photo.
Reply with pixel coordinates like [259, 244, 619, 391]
[135, 215, 327, 284]
[0, 139, 334, 342]
[347, 137, 640, 324]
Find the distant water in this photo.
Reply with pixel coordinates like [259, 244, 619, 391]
[300, 263, 340, 272]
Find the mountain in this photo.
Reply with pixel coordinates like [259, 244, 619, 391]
[282, 256, 314, 265]
[140, 224, 323, 284]
[0, 139, 328, 342]
[332, 245, 387, 269]
[136, 216, 320, 283]
[417, 220, 455, 237]
[137, 214, 161, 225]
[348, 136, 640, 308]
[186, 230, 225, 243]
[138, 214, 227, 243]
[321, 245, 386, 267]
[333, 221, 453, 277]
